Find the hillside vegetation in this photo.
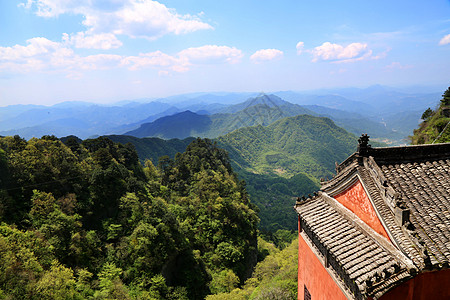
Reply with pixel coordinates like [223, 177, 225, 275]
[218, 114, 357, 179]
[0, 136, 258, 299]
[206, 237, 298, 300]
[239, 171, 318, 231]
[411, 87, 450, 144]
[218, 114, 356, 231]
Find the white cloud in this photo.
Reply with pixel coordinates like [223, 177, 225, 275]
[0, 37, 74, 72]
[250, 49, 283, 63]
[0, 37, 66, 60]
[125, 45, 243, 72]
[385, 62, 413, 70]
[23, 0, 213, 40]
[296, 42, 304, 55]
[439, 34, 450, 45]
[311, 42, 373, 63]
[63, 32, 123, 50]
[123, 51, 188, 72]
[178, 45, 243, 64]
[78, 54, 124, 70]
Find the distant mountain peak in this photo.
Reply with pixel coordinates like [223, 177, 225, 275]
[244, 93, 287, 107]
[217, 94, 298, 115]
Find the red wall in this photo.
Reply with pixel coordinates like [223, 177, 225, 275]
[380, 269, 450, 300]
[334, 179, 390, 240]
[298, 221, 348, 300]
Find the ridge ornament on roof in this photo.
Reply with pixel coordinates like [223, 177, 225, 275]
[357, 133, 371, 156]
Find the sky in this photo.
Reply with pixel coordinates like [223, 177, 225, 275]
[0, 0, 449, 106]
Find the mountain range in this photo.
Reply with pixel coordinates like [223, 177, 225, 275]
[125, 94, 410, 144]
[125, 94, 313, 139]
[0, 85, 443, 144]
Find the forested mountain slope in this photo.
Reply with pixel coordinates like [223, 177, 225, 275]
[217, 114, 357, 179]
[0, 136, 258, 299]
[216, 114, 357, 230]
[125, 111, 211, 139]
[411, 87, 450, 144]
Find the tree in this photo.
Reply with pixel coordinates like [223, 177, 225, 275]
[209, 269, 240, 294]
[34, 261, 80, 300]
[421, 107, 434, 120]
[0, 224, 54, 299]
[0, 135, 265, 299]
[94, 263, 129, 299]
[29, 190, 83, 265]
[88, 163, 129, 224]
[441, 87, 450, 106]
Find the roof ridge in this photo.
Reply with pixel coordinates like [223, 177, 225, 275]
[321, 159, 359, 194]
[362, 142, 450, 164]
[357, 166, 425, 269]
[320, 192, 417, 273]
[369, 142, 450, 151]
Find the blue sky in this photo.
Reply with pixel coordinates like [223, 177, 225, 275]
[0, 0, 449, 106]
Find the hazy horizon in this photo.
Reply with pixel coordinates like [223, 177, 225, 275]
[1, 83, 447, 108]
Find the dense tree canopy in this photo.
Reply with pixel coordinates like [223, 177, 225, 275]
[0, 136, 259, 299]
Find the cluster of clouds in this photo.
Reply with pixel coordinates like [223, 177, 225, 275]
[21, 0, 212, 45]
[3, 0, 244, 76]
[2, 0, 448, 78]
[1, 37, 386, 77]
[0, 37, 389, 77]
[0, 37, 245, 76]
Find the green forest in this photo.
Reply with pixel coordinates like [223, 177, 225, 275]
[0, 136, 297, 299]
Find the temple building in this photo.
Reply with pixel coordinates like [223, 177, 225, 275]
[294, 135, 450, 300]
